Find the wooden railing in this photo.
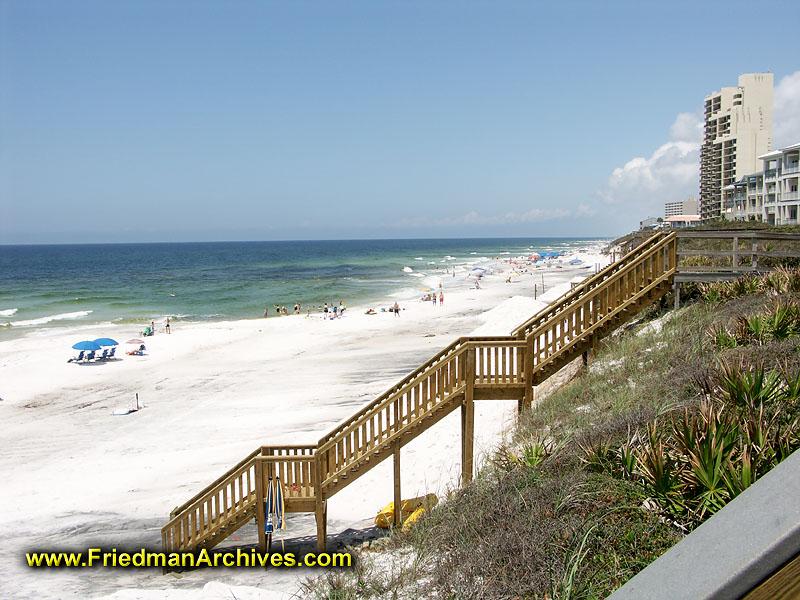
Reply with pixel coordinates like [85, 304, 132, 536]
[675, 230, 800, 281]
[473, 339, 527, 385]
[523, 234, 676, 381]
[162, 231, 679, 558]
[317, 343, 470, 493]
[511, 233, 673, 338]
[162, 445, 316, 553]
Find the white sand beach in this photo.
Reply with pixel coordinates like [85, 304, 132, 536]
[0, 250, 608, 599]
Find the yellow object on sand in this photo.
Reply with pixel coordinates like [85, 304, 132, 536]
[374, 493, 438, 529]
[401, 505, 429, 533]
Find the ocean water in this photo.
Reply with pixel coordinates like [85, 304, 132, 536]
[0, 238, 606, 341]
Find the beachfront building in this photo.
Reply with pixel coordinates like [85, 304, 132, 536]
[730, 142, 800, 225]
[700, 73, 773, 222]
[665, 198, 699, 219]
[664, 215, 701, 229]
[640, 216, 659, 230]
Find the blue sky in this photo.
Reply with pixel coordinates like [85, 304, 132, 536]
[1, 0, 799, 244]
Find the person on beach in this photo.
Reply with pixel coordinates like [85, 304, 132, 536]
[151, 321, 156, 335]
[439, 291, 444, 306]
[432, 293, 437, 306]
[165, 317, 171, 334]
[264, 307, 269, 318]
[324, 303, 328, 318]
[394, 301, 400, 317]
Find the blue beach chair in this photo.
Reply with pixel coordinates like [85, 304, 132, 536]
[68, 351, 85, 363]
[85, 350, 96, 361]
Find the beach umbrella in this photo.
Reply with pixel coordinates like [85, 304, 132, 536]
[265, 477, 275, 535]
[275, 476, 286, 531]
[509, 272, 521, 277]
[92, 337, 118, 346]
[72, 340, 101, 351]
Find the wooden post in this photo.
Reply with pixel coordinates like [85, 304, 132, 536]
[462, 347, 475, 486]
[522, 336, 535, 413]
[255, 459, 267, 554]
[753, 236, 758, 270]
[674, 281, 681, 310]
[393, 441, 402, 528]
[314, 455, 327, 552]
[582, 350, 588, 366]
[733, 236, 739, 270]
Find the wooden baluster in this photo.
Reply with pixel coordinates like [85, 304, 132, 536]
[393, 441, 402, 529]
[256, 460, 266, 553]
[462, 346, 476, 485]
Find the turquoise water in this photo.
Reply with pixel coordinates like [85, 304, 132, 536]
[0, 238, 606, 340]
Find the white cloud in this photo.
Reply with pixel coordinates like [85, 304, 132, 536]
[670, 112, 704, 143]
[600, 112, 702, 211]
[774, 70, 800, 148]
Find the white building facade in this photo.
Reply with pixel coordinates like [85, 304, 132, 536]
[665, 198, 699, 218]
[700, 73, 773, 222]
[731, 142, 800, 225]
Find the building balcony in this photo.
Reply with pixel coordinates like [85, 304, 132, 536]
[785, 165, 800, 175]
[783, 192, 800, 202]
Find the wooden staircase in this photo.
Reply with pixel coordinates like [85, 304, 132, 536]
[162, 232, 678, 558]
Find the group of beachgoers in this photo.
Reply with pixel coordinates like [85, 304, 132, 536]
[422, 289, 445, 306]
[264, 301, 347, 320]
[142, 318, 171, 337]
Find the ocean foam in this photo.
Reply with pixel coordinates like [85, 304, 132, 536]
[414, 257, 424, 260]
[9, 310, 93, 327]
[0, 308, 18, 317]
[403, 267, 414, 273]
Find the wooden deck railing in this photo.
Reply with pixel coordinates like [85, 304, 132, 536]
[675, 230, 800, 282]
[317, 343, 470, 493]
[162, 232, 679, 559]
[511, 233, 672, 338]
[523, 234, 676, 381]
[162, 445, 316, 553]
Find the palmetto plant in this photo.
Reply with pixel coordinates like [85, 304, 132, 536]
[587, 363, 800, 529]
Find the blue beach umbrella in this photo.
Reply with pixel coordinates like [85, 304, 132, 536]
[72, 340, 101, 351]
[265, 477, 275, 534]
[92, 337, 118, 346]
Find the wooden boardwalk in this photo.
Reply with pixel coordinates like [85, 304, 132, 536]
[162, 232, 678, 557]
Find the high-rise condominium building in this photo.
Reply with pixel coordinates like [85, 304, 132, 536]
[700, 73, 773, 221]
[665, 198, 699, 218]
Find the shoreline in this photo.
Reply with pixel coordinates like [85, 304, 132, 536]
[0, 249, 609, 599]
[0, 238, 610, 343]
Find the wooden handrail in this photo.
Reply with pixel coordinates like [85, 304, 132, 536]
[511, 233, 671, 338]
[317, 345, 469, 456]
[317, 336, 524, 447]
[522, 233, 676, 345]
[170, 445, 315, 518]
